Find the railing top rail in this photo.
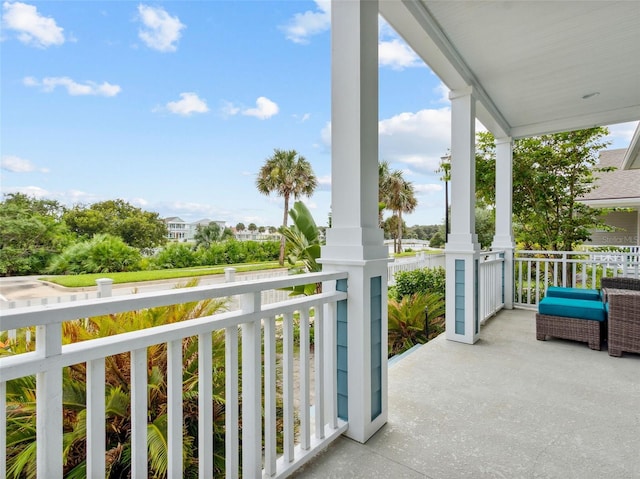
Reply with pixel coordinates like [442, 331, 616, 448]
[515, 249, 639, 255]
[0, 289, 348, 382]
[0, 270, 348, 330]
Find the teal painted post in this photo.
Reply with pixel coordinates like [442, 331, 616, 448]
[370, 276, 382, 420]
[455, 259, 465, 334]
[336, 279, 348, 421]
[475, 259, 479, 334]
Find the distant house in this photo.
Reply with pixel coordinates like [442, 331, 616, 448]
[164, 217, 189, 241]
[189, 218, 226, 241]
[581, 144, 640, 246]
[163, 217, 226, 242]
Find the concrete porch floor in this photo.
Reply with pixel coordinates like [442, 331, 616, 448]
[293, 309, 640, 479]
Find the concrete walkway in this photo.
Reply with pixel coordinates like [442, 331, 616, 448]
[293, 309, 640, 479]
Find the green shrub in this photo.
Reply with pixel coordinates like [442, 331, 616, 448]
[388, 292, 446, 357]
[47, 234, 141, 274]
[154, 242, 198, 269]
[394, 266, 445, 300]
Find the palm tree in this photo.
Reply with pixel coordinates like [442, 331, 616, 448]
[379, 163, 417, 253]
[256, 149, 318, 265]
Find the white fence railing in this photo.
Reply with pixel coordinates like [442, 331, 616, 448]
[387, 253, 446, 285]
[514, 250, 640, 308]
[1, 269, 291, 311]
[479, 251, 505, 322]
[0, 271, 349, 479]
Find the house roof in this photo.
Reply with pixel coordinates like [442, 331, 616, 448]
[581, 148, 640, 208]
[380, 1, 640, 140]
[163, 216, 184, 223]
[622, 123, 640, 170]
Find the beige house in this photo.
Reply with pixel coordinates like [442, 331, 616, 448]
[582, 130, 640, 245]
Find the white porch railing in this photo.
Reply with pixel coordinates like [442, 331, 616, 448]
[387, 253, 446, 285]
[479, 251, 506, 323]
[0, 271, 349, 479]
[514, 250, 640, 308]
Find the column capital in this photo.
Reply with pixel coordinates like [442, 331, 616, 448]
[449, 86, 475, 101]
[495, 136, 513, 145]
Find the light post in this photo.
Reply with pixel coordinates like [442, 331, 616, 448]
[441, 155, 450, 244]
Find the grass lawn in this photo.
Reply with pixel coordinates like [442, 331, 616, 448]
[40, 262, 286, 288]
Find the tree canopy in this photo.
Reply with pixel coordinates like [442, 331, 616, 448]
[63, 199, 167, 249]
[0, 193, 72, 275]
[256, 149, 317, 265]
[474, 128, 611, 250]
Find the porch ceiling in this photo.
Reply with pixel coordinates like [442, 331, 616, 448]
[380, 1, 640, 140]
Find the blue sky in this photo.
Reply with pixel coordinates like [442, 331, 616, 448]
[1, 1, 638, 228]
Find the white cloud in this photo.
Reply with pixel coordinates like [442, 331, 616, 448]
[242, 97, 279, 120]
[221, 97, 279, 120]
[606, 121, 639, 149]
[414, 183, 443, 195]
[220, 100, 240, 117]
[379, 39, 422, 70]
[1, 155, 49, 173]
[293, 113, 311, 123]
[280, 0, 330, 44]
[321, 108, 452, 174]
[2, 1, 65, 48]
[165, 92, 209, 116]
[317, 175, 331, 191]
[137, 4, 185, 52]
[23, 76, 121, 97]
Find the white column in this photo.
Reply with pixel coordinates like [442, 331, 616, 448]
[492, 137, 515, 309]
[319, 0, 388, 444]
[445, 87, 480, 344]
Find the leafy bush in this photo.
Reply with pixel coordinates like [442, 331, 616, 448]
[47, 234, 141, 274]
[388, 292, 446, 357]
[153, 242, 198, 269]
[394, 266, 446, 300]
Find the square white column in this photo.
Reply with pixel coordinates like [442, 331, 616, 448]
[445, 87, 481, 344]
[320, 0, 388, 444]
[492, 137, 515, 309]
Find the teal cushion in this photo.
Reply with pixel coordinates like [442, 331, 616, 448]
[546, 286, 601, 301]
[538, 296, 606, 322]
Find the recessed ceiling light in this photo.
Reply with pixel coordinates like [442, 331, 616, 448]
[582, 92, 600, 100]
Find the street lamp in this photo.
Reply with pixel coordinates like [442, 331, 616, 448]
[441, 155, 450, 244]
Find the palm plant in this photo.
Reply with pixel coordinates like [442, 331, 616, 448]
[280, 201, 322, 295]
[3, 280, 229, 478]
[379, 162, 417, 253]
[387, 292, 445, 357]
[256, 149, 318, 266]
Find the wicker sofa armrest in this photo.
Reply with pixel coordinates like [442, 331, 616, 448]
[601, 277, 640, 291]
[607, 289, 640, 357]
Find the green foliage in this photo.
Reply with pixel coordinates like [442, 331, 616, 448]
[475, 207, 495, 250]
[0, 193, 72, 275]
[280, 201, 322, 296]
[47, 234, 142, 274]
[379, 161, 417, 253]
[429, 230, 445, 248]
[154, 242, 198, 269]
[387, 292, 446, 357]
[3, 282, 229, 478]
[474, 128, 611, 250]
[63, 199, 167, 250]
[394, 267, 446, 300]
[193, 222, 222, 249]
[256, 149, 318, 265]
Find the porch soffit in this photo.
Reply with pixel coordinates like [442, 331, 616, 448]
[379, 0, 640, 140]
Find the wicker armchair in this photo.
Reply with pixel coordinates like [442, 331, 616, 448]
[601, 277, 640, 291]
[606, 288, 640, 358]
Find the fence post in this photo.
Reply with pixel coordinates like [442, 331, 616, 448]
[225, 267, 237, 283]
[96, 278, 113, 298]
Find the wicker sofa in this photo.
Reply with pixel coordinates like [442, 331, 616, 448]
[601, 278, 640, 358]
